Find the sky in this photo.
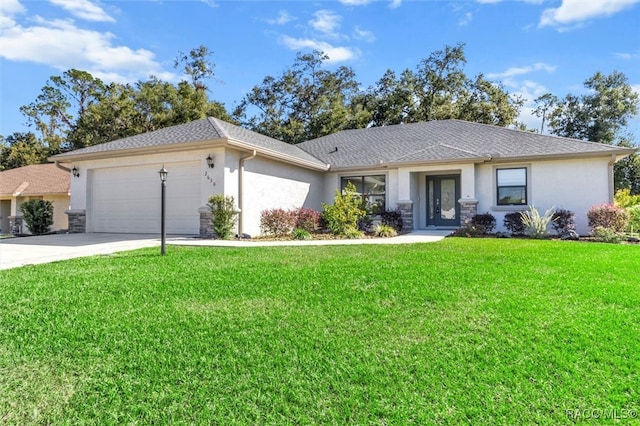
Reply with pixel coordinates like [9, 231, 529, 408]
[1, 0, 639, 140]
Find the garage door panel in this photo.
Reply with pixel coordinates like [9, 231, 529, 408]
[90, 163, 200, 234]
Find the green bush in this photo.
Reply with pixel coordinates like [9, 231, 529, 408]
[208, 195, 238, 240]
[374, 224, 398, 238]
[626, 204, 640, 233]
[343, 225, 364, 239]
[471, 212, 496, 234]
[591, 226, 623, 243]
[503, 212, 525, 236]
[322, 182, 367, 235]
[291, 228, 312, 240]
[587, 204, 628, 233]
[20, 199, 54, 235]
[614, 188, 640, 209]
[520, 206, 556, 239]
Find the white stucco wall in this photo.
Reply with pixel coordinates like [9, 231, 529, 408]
[475, 157, 613, 235]
[235, 153, 325, 236]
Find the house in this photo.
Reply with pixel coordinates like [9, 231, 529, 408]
[49, 117, 634, 236]
[0, 163, 71, 234]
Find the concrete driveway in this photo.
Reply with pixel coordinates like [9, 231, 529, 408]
[0, 230, 451, 270]
[0, 233, 162, 270]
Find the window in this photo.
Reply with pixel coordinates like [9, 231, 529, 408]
[496, 168, 527, 206]
[340, 175, 386, 213]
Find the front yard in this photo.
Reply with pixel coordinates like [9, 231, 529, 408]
[1, 239, 638, 424]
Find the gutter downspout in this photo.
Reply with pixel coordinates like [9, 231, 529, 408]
[238, 150, 257, 236]
[608, 154, 617, 201]
[54, 161, 72, 173]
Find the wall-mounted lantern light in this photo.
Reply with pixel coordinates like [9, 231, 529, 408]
[206, 154, 214, 169]
[72, 166, 80, 178]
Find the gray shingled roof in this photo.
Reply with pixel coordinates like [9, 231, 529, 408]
[296, 119, 633, 169]
[51, 117, 327, 168]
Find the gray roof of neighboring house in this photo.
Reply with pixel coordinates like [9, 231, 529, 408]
[51, 117, 327, 168]
[296, 119, 634, 169]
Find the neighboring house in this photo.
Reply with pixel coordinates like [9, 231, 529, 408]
[0, 164, 71, 234]
[50, 117, 634, 236]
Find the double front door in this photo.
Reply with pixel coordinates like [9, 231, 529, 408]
[427, 175, 461, 227]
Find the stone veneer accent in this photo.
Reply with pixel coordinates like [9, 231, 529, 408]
[396, 200, 414, 234]
[8, 216, 23, 235]
[65, 210, 86, 233]
[458, 198, 478, 226]
[199, 206, 214, 237]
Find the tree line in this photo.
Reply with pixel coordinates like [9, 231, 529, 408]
[1, 43, 638, 192]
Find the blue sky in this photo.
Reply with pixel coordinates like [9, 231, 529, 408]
[1, 0, 639, 139]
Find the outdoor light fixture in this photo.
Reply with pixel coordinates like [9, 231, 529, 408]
[206, 154, 214, 169]
[159, 165, 168, 255]
[72, 166, 80, 178]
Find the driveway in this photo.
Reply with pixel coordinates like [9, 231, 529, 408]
[0, 230, 450, 270]
[0, 233, 162, 270]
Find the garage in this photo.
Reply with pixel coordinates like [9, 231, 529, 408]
[88, 162, 201, 234]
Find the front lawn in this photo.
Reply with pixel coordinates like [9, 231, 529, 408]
[1, 239, 638, 424]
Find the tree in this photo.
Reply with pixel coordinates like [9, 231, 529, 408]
[0, 132, 48, 170]
[548, 71, 639, 144]
[547, 71, 640, 193]
[20, 69, 105, 153]
[174, 45, 216, 92]
[532, 93, 558, 134]
[233, 51, 369, 143]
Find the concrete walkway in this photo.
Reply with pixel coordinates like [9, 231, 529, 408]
[0, 231, 450, 270]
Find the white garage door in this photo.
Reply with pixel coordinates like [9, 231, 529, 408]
[89, 162, 201, 234]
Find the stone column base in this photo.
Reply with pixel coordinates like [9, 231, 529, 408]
[65, 210, 86, 233]
[199, 206, 214, 237]
[458, 198, 478, 226]
[396, 200, 414, 234]
[8, 216, 23, 235]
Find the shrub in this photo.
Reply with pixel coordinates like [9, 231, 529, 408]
[295, 208, 321, 233]
[591, 226, 623, 243]
[260, 208, 297, 237]
[343, 225, 364, 239]
[291, 228, 312, 240]
[520, 206, 556, 239]
[380, 209, 403, 232]
[503, 212, 525, 236]
[374, 224, 398, 238]
[626, 204, 640, 233]
[471, 212, 496, 234]
[551, 209, 576, 235]
[587, 204, 628, 233]
[20, 199, 54, 235]
[208, 195, 238, 240]
[614, 188, 640, 209]
[322, 182, 367, 235]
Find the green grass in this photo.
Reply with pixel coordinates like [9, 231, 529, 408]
[1, 239, 639, 425]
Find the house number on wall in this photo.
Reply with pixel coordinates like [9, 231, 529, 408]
[204, 171, 216, 186]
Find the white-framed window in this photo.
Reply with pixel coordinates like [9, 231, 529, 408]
[340, 175, 386, 213]
[496, 167, 527, 206]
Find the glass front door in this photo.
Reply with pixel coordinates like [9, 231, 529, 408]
[427, 175, 461, 227]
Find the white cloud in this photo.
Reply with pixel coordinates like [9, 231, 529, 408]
[309, 10, 342, 37]
[266, 10, 294, 25]
[48, 0, 115, 23]
[353, 26, 375, 42]
[487, 62, 556, 81]
[279, 35, 359, 63]
[339, 0, 373, 5]
[539, 0, 640, 29]
[0, 16, 175, 82]
[458, 12, 473, 26]
[389, 0, 402, 8]
[615, 51, 640, 60]
[200, 0, 219, 8]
